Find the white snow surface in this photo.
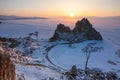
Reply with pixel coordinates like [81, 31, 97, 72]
[0, 18, 120, 78]
[49, 40, 120, 73]
[16, 64, 66, 80]
[0, 21, 54, 39]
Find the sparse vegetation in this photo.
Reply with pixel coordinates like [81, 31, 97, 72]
[82, 43, 103, 75]
[65, 67, 120, 80]
[0, 47, 15, 80]
[0, 31, 120, 80]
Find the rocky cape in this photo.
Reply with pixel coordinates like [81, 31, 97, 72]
[50, 18, 102, 42]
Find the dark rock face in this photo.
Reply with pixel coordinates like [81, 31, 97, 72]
[50, 18, 102, 42]
[73, 18, 92, 33]
[50, 24, 72, 41]
[55, 24, 71, 33]
[73, 18, 102, 40]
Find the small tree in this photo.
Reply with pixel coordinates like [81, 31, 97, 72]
[82, 46, 91, 75]
[82, 43, 102, 75]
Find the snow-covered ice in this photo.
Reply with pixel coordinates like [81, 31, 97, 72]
[49, 40, 120, 72]
[16, 64, 66, 80]
[0, 17, 120, 79]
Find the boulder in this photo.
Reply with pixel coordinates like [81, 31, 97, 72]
[70, 65, 77, 79]
[50, 18, 102, 42]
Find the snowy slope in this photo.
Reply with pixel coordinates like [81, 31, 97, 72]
[49, 40, 120, 75]
[16, 64, 66, 80]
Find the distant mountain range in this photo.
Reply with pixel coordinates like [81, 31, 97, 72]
[0, 15, 120, 20]
[0, 15, 47, 20]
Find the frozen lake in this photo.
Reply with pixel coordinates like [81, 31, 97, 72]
[0, 17, 120, 47]
[0, 17, 120, 77]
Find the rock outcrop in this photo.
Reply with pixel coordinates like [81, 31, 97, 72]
[50, 18, 102, 42]
[0, 47, 15, 80]
[73, 18, 102, 40]
[50, 24, 72, 41]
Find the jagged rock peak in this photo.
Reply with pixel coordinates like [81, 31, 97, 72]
[50, 18, 103, 42]
[78, 18, 91, 25]
[81, 18, 91, 24]
[56, 23, 71, 33]
[73, 18, 92, 33]
[50, 23, 72, 41]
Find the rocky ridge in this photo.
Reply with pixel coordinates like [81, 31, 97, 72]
[50, 18, 102, 42]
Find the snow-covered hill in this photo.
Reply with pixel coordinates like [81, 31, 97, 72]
[0, 18, 120, 79]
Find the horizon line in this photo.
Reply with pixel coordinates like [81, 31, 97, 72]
[0, 14, 120, 18]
